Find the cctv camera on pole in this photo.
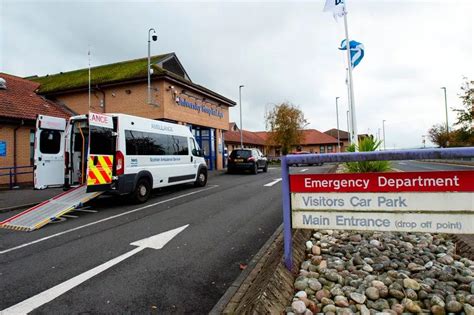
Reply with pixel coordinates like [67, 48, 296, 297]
[148, 28, 157, 105]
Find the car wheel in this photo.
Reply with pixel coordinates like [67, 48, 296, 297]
[131, 178, 151, 204]
[263, 163, 268, 172]
[308, 164, 313, 166]
[194, 169, 208, 187]
[227, 167, 233, 174]
[253, 163, 258, 175]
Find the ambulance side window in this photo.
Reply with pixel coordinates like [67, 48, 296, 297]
[40, 130, 61, 154]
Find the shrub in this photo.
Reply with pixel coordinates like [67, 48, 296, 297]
[344, 137, 391, 173]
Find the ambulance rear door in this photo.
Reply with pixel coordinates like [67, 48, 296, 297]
[86, 112, 116, 193]
[34, 115, 66, 189]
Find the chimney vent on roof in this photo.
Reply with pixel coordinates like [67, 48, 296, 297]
[0, 78, 6, 90]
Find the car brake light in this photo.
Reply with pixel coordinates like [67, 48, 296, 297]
[248, 156, 255, 162]
[116, 150, 124, 175]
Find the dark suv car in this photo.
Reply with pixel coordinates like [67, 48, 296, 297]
[227, 149, 268, 174]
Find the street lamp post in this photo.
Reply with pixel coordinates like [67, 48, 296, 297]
[335, 97, 341, 152]
[441, 87, 449, 147]
[148, 28, 157, 105]
[346, 110, 351, 145]
[382, 120, 386, 150]
[239, 85, 244, 149]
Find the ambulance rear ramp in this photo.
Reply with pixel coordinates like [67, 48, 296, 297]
[0, 185, 103, 231]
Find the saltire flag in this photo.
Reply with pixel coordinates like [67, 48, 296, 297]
[323, 0, 345, 19]
[339, 39, 365, 68]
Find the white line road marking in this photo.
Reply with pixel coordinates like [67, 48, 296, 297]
[73, 209, 98, 213]
[1, 225, 189, 314]
[299, 169, 308, 173]
[0, 186, 217, 255]
[264, 178, 282, 187]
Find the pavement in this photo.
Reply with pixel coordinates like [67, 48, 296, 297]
[0, 170, 227, 213]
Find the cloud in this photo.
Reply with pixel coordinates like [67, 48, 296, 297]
[1, 0, 472, 149]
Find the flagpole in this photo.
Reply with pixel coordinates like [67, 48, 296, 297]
[345, 67, 352, 145]
[343, 5, 358, 148]
[88, 46, 91, 111]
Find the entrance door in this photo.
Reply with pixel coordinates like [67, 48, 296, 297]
[194, 128, 215, 170]
[34, 115, 66, 189]
[86, 112, 115, 193]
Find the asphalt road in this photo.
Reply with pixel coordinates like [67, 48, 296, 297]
[0, 164, 333, 314]
[391, 160, 474, 172]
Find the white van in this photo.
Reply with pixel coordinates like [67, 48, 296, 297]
[34, 112, 208, 203]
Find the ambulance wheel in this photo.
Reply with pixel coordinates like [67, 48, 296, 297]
[195, 169, 207, 187]
[132, 178, 151, 203]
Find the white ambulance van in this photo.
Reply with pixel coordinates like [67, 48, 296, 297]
[34, 112, 208, 203]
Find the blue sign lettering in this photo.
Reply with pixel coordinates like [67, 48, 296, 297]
[176, 97, 224, 119]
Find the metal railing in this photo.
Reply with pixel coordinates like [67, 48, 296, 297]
[0, 165, 34, 189]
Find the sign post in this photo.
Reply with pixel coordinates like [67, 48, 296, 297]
[281, 147, 474, 271]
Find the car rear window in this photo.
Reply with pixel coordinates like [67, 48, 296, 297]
[230, 150, 251, 158]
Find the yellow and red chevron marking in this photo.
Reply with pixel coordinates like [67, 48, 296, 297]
[87, 155, 114, 186]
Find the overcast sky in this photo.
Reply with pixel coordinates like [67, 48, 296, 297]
[1, 0, 473, 149]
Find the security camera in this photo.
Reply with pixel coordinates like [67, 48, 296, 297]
[152, 32, 158, 41]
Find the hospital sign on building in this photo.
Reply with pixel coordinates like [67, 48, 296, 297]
[290, 171, 474, 234]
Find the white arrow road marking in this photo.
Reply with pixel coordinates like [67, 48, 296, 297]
[264, 178, 282, 187]
[299, 169, 308, 173]
[1, 225, 189, 315]
[1, 185, 216, 255]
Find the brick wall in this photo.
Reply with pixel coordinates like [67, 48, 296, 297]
[0, 124, 34, 185]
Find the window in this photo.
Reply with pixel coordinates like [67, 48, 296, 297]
[327, 145, 334, 153]
[320, 145, 326, 153]
[39, 130, 61, 154]
[125, 130, 189, 156]
[90, 126, 115, 155]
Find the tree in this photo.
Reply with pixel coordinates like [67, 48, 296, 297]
[451, 77, 474, 146]
[428, 124, 451, 148]
[454, 77, 474, 129]
[265, 102, 307, 155]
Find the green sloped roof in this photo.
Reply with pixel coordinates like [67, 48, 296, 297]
[32, 54, 172, 94]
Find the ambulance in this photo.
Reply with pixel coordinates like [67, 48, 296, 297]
[34, 112, 208, 203]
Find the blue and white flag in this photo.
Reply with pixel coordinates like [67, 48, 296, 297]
[323, 0, 345, 19]
[339, 39, 365, 68]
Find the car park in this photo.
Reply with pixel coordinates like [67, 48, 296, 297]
[227, 149, 268, 174]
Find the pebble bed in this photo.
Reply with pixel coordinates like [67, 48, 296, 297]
[287, 230, 474, 315]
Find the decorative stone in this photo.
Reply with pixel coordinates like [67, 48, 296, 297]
[403, 278, 421, 291]
[334, 295, 349, 307]
[446, 300, 463, 313]
[305, 241, 313, 250]
[295, 278, 309, 291]
[322, 304, 337, 313]
[431, 305, 446, 315]
[308, 278, 322, 291]
[404, 299, 422, 313]
[311, 245, 321, 255]
[349, 292, 366, 304]
[295, 291, 307, 299]
[365, 287, 380, 300]
[291, 300, 306, 314]
[464, 304, 474, 315]
[438, 255, 454, 265]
